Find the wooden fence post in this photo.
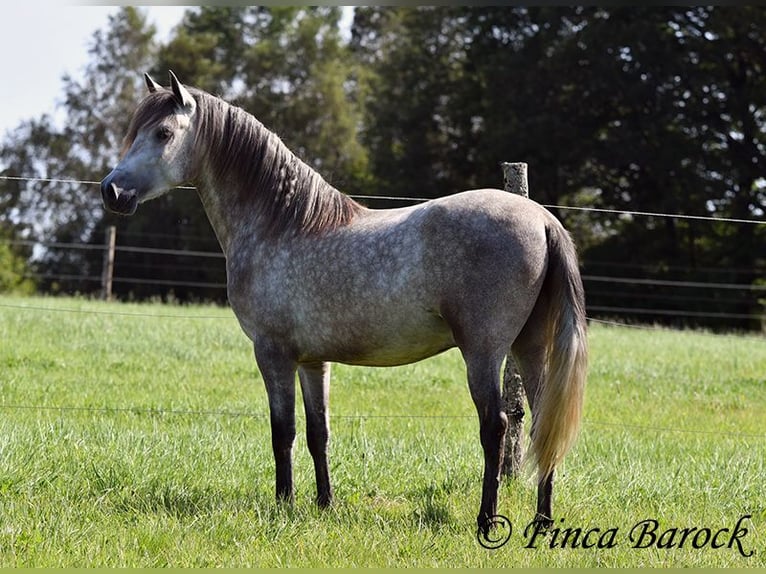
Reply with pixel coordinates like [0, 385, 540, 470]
[501, 162, 528, 478]
[101, 225, 116, 301]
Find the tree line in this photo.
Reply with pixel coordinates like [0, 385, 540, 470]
[1, 7, 764, 329]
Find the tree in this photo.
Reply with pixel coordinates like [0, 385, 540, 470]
[567, 7, 766, 327]
[236, 7, 370, 193]
[0, 7, 158, 294]
[351, 6, 764, 328]
[2, 7, 371, 301]
[351, 7, 471, 203]
[156, 7, 370, 193]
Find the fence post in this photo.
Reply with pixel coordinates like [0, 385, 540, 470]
[500, 162, 528, 478]
[101, 225, 116, 301]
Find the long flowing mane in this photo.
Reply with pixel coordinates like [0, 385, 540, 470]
[124, 88, 362, 237]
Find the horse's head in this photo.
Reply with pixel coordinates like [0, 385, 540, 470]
[100, 71, 197, 215]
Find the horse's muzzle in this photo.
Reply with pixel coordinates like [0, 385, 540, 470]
[100, 180, 139, 216]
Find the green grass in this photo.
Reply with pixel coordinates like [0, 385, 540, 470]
[0, 294, 764, 567]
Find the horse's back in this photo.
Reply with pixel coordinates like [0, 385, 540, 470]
[423, 188, 553, 233]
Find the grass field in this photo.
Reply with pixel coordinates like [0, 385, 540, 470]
[0, 294, 764, 567]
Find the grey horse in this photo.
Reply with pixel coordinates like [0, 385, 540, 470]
[100, 72, 588, 537]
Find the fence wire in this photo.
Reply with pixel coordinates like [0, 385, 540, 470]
[0, 300, 763, 440]
[1, 177, 763, 466]
[2, 174, 765, 225]
[2, 173, 764, 324]
[3, 176, 766, 323]
[0, 401, 762, 441]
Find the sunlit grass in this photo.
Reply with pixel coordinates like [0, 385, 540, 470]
[0, 295, 764, 566]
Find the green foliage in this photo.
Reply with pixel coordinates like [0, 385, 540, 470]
[0, 295, 764, 566]
[0, 240, 34, 295]
[157, 7, 370, 192]
[239, 7, 370, 193]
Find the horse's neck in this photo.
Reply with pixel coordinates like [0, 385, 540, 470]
[194, 172, 244, 256]
[193, 105, 360, 255]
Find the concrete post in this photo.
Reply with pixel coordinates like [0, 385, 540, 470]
[501, 162, 528, 478]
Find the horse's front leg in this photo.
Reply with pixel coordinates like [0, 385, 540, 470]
[298, 361, 333, 507]
[253, 340, 297, 504]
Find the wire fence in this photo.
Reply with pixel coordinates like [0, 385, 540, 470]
[2, 174, 766, 225]
[7, 232, 763, 288]
[0, 299, 763, 440]
[0, 400, 762, 440]
[2, 173, 765, 327]
[1, 169, 764, 442]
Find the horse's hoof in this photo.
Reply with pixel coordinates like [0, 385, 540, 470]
[533, 512, 553, 530]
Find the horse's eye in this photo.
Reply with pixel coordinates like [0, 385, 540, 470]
[156, 127, 173, 142]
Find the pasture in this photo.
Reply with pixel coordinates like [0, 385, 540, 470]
[0, 294, 763, 567]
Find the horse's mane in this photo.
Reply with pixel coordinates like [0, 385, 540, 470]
[123, 88, 362, 238]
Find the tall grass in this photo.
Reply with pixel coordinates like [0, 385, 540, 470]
[0, 295, 763, 566]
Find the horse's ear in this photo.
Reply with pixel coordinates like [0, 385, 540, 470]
[168, 70, 195, 114]
[144, 73, 162, 93]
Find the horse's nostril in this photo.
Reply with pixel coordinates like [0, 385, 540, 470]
[100, 181, 121, 203]
[100, 179, 113, 197]
[100, 179, 137, 215]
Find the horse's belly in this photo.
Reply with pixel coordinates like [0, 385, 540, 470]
[297, 310, 456, 367]
[334, 335, 456, 367]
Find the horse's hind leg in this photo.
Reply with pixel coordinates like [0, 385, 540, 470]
[462, 349, 508, 535]
[298, 362, 333, 507]
[511, 302, 554, 526]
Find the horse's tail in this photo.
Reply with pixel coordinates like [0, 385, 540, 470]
[528, 219, 588, 481]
